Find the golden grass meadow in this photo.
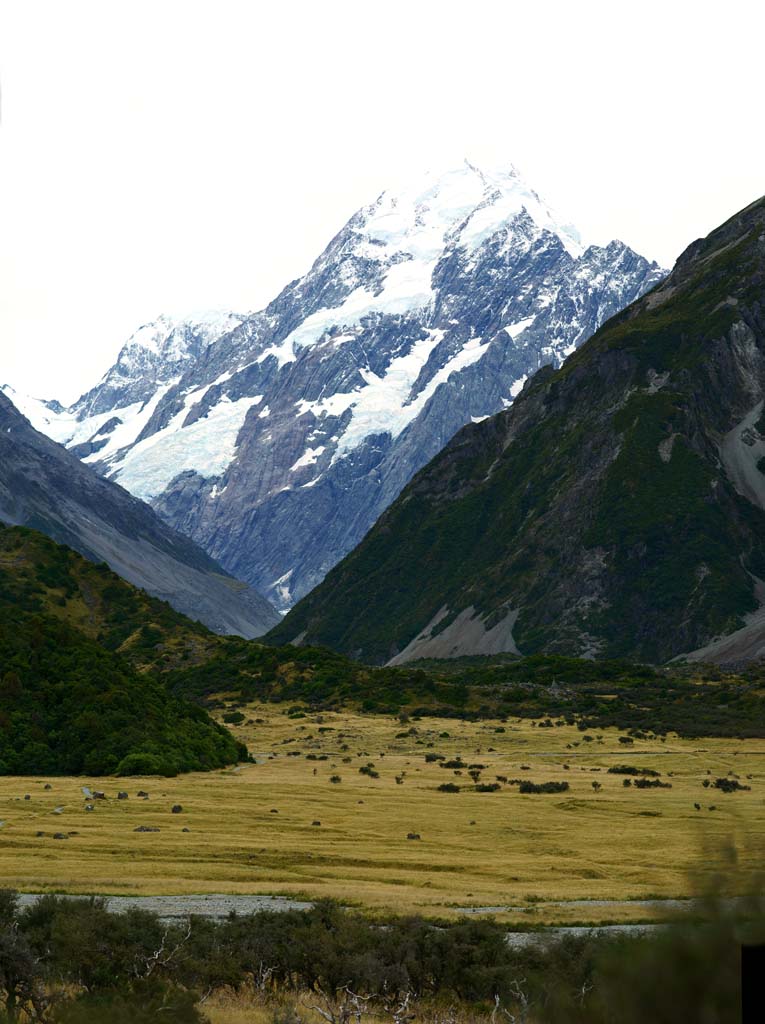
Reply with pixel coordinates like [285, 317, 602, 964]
[0, 702, 762, 928]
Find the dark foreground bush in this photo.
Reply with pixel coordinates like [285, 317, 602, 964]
[0, 886, 762, 1022]
[50, 981, 203, 1024]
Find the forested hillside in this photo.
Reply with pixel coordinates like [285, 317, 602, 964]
[0, 526, 244, 774]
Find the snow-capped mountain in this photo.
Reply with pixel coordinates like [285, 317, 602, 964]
[9, 160, 666, 611]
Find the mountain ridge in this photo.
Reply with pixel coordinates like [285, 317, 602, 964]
[0, 391, 279, 637]
[266, 195, 765, 665]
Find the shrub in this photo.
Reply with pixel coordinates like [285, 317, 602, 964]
[519, 781, 569, 794]
[712, 778, 751, 793]
[222, 711, 245, 725]
[607, 765, 660, 777]
[438, 783, 460, 793]
[50, 980, 204, 1023]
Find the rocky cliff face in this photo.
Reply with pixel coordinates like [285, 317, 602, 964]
[267, 196, 765, 665]
[0, 392, 279, 638]
[11, 161, 664, 610]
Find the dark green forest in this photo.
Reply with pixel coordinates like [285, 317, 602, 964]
[0, 527, 243, 775]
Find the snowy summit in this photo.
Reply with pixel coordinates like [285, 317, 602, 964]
[6, 160, 666, 610]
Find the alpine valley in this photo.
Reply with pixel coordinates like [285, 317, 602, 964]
[7, 161, 665, 611]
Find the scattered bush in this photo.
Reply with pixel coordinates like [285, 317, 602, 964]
[712, 777, 751, 793]
[519, 781, 570, 794]
[222, 711, 245, 725]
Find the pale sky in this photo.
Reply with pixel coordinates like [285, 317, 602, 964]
[2, 0, 763, 404]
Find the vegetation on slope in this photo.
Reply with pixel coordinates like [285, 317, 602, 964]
[0, 525, 217, 671]
[0, 526, 244, 775]
[169, 646, 765, 739]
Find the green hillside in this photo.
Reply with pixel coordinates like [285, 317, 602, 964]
[0, 525, 243, 775]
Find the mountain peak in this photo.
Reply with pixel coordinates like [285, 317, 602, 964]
[20, 163, 664, 614]
[364, 158, 585, 259]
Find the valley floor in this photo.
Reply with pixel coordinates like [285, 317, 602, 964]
[0, 706, 762, 927]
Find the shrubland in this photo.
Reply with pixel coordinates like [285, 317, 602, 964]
[0, 889, 761, 1023]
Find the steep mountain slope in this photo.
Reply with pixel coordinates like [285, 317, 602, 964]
[267, 196, 765, 665]
[12, 162, 664, 610]
[0, 525, 246, 775]
[0, 392, 279, 637]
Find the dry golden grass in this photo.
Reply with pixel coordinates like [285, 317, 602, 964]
[0, 704, 762, 925]
[201, 989, 483, 1024]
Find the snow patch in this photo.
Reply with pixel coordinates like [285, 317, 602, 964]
[329, 330, 489, 461]
[290, 446, 326, 472]
[504, 316, 536, 340]
[509, 375, 529, 398]
[111, 395, 261, 500]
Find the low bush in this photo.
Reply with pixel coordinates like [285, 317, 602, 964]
[519, 781, 570, 794]
[712, 777, 751, 793]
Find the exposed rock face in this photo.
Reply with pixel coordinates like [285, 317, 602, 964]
[0, 392, 279, 638]
[11, 162, 664, 610]
[268, 196, 765, 665]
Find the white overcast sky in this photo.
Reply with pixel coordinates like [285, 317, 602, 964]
[2, 0, 764, 403]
